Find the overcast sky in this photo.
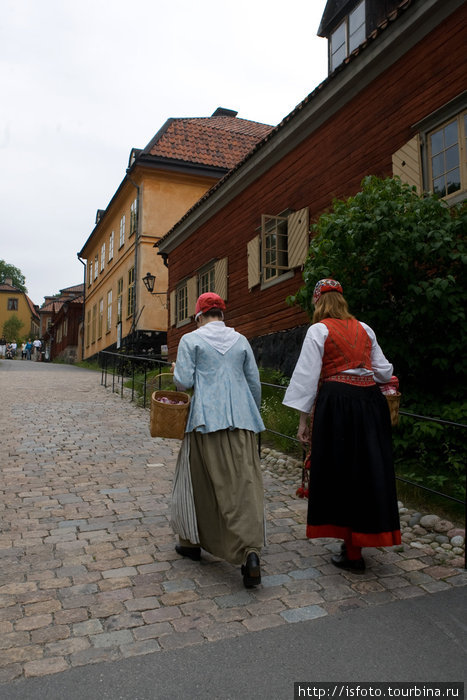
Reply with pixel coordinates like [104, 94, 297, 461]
[1, 0, 328, 307]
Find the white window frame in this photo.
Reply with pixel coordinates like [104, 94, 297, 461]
[176, 283, 188, 325]
[330, 0, 365, 72]
[262, 214, 289, 283]
[100, 242, 105, 272]
[127, 267, 135, 318]
[427, 110, 466, 200]
[117, 278, 123, 323]
[89, 261, 93, 286]
[198, 262, 215, 295]
[94, 255, 98, 280]
[98, 298, 103, 339]
[130, 199, 138, 236]
[109, 231, 114, 261]
[119, 215, 125, 248]
[247, 208, 309, 290]
[106, 289, 112, 332]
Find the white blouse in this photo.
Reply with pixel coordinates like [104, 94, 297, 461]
[282, 321, 393, 414]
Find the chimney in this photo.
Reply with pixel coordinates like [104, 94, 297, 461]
[5, 277, 13, 286]
[211, 107, 238, 118]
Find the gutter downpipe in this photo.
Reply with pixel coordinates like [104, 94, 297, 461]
[126, 170, 140, 352]
[77, 254, 86, 362]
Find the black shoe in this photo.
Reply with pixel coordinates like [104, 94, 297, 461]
[175, 545, 201, 561]
[241, 552, 261, 588]
[331, 553, 365, 572]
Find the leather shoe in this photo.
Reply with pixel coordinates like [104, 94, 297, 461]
[175, 545, 201, 561]
[331, 553, 365, 572]
[241, 552, 261, 588]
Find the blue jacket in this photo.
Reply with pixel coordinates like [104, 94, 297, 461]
[174, 323, 265, 434]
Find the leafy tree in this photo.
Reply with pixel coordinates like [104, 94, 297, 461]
[0, 260, 27, 293]
[3, 315, 24, 342]
[289, 176, 467, 405]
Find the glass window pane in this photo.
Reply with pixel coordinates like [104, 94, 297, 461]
[446, 168, 460, 194]
[331, 23, 346, 52]
[331, 44, 346, 71]
[433, 176, 446, 197]
[445, 144, 459, 171]
[349, 24, 365, 52]
[350, 0, 365, 28]
[430, 129, 444, 155]
[431, 153, 444, 178]
[349, 1, 365, 51]
[444, 120, 458, 148]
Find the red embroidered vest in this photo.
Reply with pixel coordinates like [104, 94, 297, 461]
[320, 318, 372, 379]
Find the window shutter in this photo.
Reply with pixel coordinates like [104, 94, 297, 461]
[287, 208, 309, 268]
[214, 257, 228, 300]
[169, 290, 176, 327]
[392, 135, 422, 191]
[187, 275, 197, 317]
[247, 236, 260, 290]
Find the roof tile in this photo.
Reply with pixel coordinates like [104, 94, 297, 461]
[148, 116, 273, 169]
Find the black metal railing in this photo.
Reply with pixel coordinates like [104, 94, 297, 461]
[99, 350, 466, 568]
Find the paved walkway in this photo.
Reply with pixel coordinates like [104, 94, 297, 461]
[0, 360, 466, 686]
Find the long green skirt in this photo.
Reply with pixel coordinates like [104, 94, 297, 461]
[189, 428, 265, 566]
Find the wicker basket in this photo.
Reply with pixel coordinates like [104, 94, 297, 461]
[386, 392, 401, 427]
[150, 389, 191, 440]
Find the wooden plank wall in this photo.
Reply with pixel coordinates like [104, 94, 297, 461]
[167, 6, 466, 354]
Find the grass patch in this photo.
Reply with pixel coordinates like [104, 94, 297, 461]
[75, 360, 101, 372]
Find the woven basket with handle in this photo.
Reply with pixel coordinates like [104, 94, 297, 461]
[150, 389, 191, 440]
[386, 392, 401, 427]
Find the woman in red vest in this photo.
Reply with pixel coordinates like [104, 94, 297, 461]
[283, 279, 401, 571]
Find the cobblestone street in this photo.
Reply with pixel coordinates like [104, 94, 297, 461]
[0, 360, 466, 684]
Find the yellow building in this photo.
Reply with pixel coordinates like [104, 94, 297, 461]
[78, 108, 272, 359]
[0, 278, 39, 342]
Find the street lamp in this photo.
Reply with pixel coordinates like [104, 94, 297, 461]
[142, 272, 167, 307]
[142, 272, 157, 294]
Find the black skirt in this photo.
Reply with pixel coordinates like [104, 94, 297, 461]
[306, 381, 401, 547]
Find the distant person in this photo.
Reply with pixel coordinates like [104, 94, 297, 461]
[33, 338, 42, 361]
[10, 341, 17, 358]
[21, 342, 27, 359]
[0, 337, 6, 358]
[171, 292, 265, 588]
[283, 279, 401, 572]
[25, 339, 33, 360]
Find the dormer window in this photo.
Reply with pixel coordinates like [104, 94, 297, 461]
[330, 0, 366, 72]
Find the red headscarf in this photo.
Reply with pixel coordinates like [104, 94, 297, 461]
[195, 292, 226, 319]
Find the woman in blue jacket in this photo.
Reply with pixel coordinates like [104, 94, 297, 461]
[172, 293, 265, 588]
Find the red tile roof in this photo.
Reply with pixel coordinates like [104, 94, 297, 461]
[146, 116, 273, 170]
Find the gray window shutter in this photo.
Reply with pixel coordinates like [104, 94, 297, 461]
[187, 275, 197, 317]
[247, 236, 260, 290]
[215, 257, 228, 300]
[287, 208, 309, 268]
[392, 135, 422, 191]
[169, 290, 176, 327]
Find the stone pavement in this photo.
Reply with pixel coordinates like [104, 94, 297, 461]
[0, 360, 466, 685]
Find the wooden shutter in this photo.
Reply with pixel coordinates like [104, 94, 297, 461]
[287, 207, 309, 268]
[247, 236, 260, 290]
[214, 257, 228, 300]
[169, 290, 176, 327]
[187, 275, 197, 317]
[392, 135, 422, 191]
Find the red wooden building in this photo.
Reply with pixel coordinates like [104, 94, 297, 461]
[157, 0, 466, 373]
[40, 284, 84, 362]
